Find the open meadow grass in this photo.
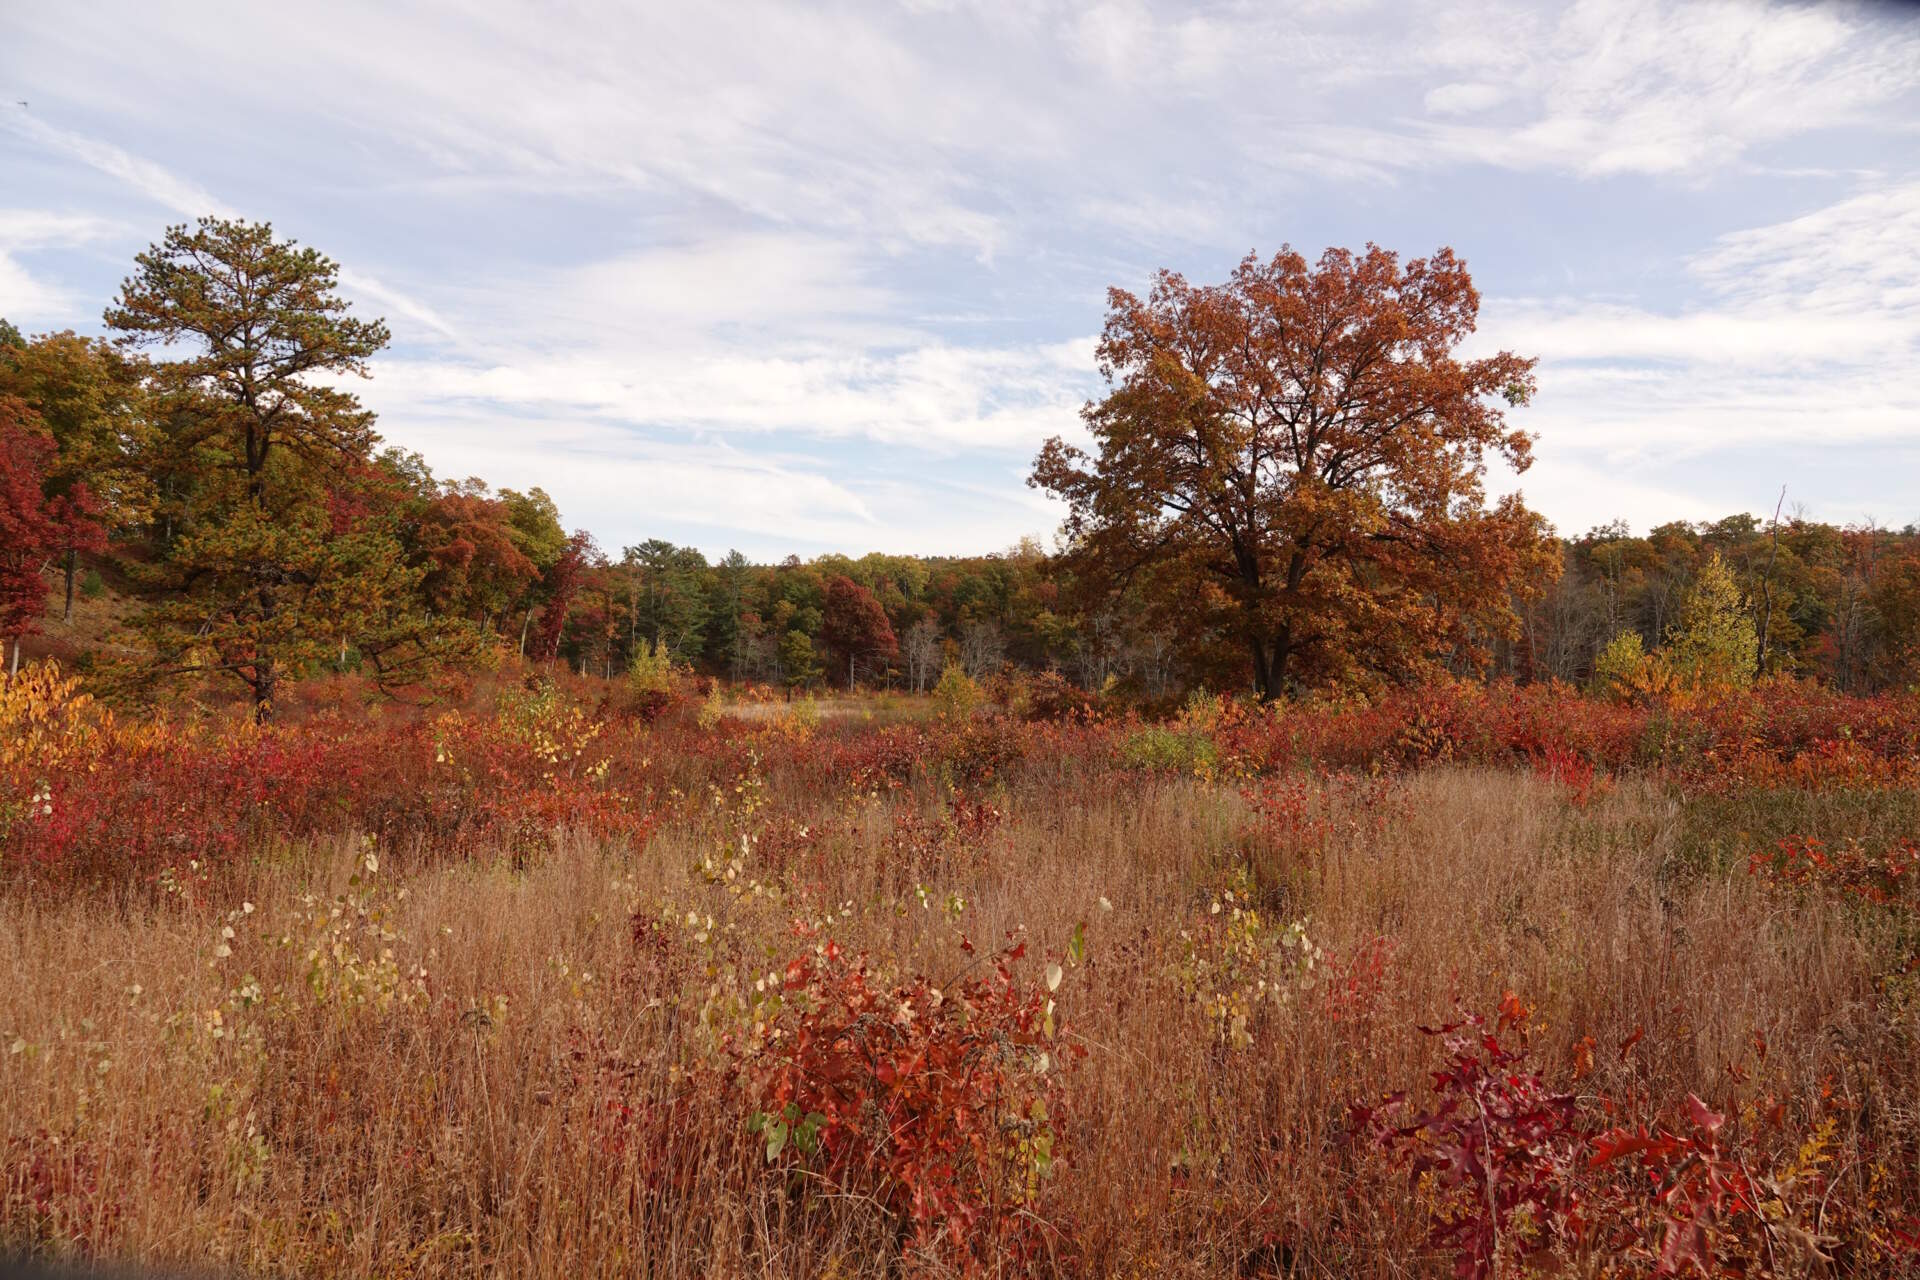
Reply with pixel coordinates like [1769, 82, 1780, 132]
[4, 669, 1918, 1277]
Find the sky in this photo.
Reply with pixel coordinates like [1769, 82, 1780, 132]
[3, 0, 1918, 561]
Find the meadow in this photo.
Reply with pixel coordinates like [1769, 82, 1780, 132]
[3, 667, 1918, 1277]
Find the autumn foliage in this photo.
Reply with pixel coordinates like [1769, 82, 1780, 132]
[3, 663, 1919, 1274]
[3, 225, 1919, 1277]
[1034, 245, 1558, 700]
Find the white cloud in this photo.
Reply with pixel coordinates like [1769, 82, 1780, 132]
[1424, 82, 1507, 115]
[365, 336, 1096, 454]
[1306, 0, 1920, 179]
[0, 210, 125, 247]
[4, 0, 1918, 546]
[1479, 180, 1920, 519]
[532, 234, 898, 345]
[1689, 181, 1920, 315]
[0, 208, 123, 324]
[3, 114, 230, 218]
[1481, 300, 1909, 368]
[338, 269, 462, 344]
[0, 254, 79, 322]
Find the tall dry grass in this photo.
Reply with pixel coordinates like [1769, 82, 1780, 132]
[3, 759, 1915, 1276]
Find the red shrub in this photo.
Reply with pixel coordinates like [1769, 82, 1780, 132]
[1352, 995, 1585, 1279]
[736, 936, 1077, 1272]
[1748, 835, 1918, 910]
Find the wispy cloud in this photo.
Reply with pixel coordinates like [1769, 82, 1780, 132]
[3, 0, 1917, 549]
[0, 207, 125, 323]
[367, 337, 1097, 454]
[1481, 177, 1920, 531]
[3, 113, 231, 218]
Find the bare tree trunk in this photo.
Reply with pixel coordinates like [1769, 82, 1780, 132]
[63, 549, 76, 623]
[1755, 486, 1786, 677]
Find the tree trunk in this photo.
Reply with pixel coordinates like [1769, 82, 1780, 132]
[1755, 486, 1786, 677]
[1248, 635, 1275, 701]
[1247, 629, 1291, 702]
[253, 658, 276, 725]
[63, 549, 77, 623]
[254, 576, 278, 723]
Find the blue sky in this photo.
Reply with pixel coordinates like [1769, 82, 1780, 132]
[3, 0, 1918, 560]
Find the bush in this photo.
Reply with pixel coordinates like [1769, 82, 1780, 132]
[1018, 669, 1096, 722]
[626, 639, 674, 697]
[736, 938, 1076, 1267]
[931, 662, 981, 720]
[1119, 724, 1219, 775]
[1592, 631, 1660, 700]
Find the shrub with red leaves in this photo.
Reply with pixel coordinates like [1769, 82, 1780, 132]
[736, 936, 1078, 1273]
[1351, 995, 1584, 1279]
[2, 1129, 122, 1255]
[1587, 1096, 1782, 1275]
[1747, 835, 1918, 911]
[1352, 1003, 1920, 1277]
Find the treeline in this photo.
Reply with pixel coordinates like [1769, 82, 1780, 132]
[1518, 516, 1920, 692]
[2, 220, 1917, 715]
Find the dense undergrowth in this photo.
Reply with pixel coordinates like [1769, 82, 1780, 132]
[2, 665, 1917, 1276]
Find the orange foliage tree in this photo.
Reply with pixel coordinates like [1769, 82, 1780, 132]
[1032, 245, 1558, 699]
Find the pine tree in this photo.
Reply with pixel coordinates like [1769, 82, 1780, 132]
[106, 218, 398, 720]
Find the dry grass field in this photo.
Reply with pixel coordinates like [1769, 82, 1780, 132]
[3, 672, 1919, 1277]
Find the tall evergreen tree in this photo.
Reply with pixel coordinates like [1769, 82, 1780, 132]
[106, 217, 399, 720]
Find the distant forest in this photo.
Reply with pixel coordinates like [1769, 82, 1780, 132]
[4, 220, 1917, 713]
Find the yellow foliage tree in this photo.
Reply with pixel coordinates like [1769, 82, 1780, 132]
[1665, 554, 1757, 693]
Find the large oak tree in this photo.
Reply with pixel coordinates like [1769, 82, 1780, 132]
[1033, 245, 1557, 700]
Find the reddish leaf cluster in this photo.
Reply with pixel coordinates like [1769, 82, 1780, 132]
[1747, 834, 1917, 910]
[1352, 996, 1584, 1279]
[2, 1128, 122, 1255]
[736, 937, 1077, 1272]
[0, 398, 105, 644]
[1354, 1003, 1920, 1277]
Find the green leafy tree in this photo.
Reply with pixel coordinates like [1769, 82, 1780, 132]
[779, 627, 821, 694]
[498, 486, 568, 654]
[1588, 630, 1666, 700]
[703, 549, 750, 672]
[931, 661, 981, 719]
[627, 637, 674, 696]
[622, 539, 710, 661]
[105, 217, 394, 720]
